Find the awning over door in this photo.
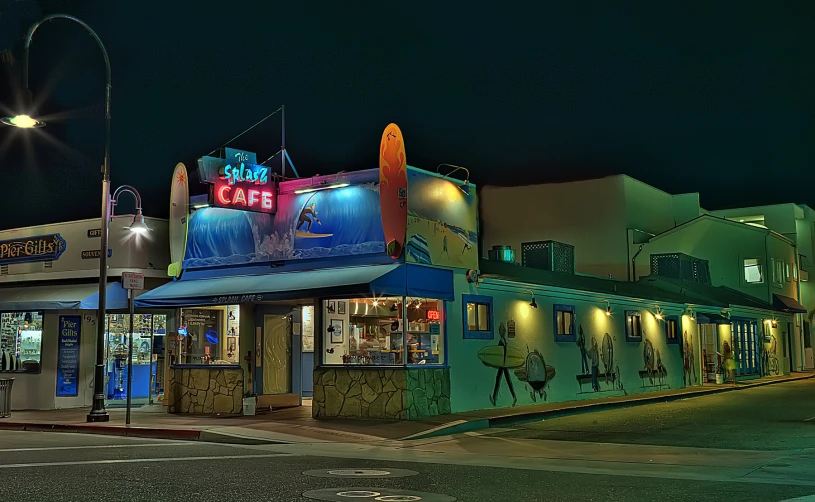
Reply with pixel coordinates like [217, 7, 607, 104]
[696, 312, 730, 324]
[773, 294, 807, 313]
[134, 263, 455, 308]
[0, 282, 130, 311]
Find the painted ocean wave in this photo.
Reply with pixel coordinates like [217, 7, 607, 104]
[183, 241, 385, 269]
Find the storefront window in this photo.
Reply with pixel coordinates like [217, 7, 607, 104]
[322, 297, 445, 366]
[104, 313, 168, 400]
[177, 306, 239, 365]
[302, 305, 315, 352]
[0, 312, 43, 373]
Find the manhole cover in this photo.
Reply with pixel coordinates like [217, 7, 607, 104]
[303, 487, 456, 502]
[304, 468, 419, 479]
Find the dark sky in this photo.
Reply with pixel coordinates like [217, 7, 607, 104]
[1, 1, 813, 230]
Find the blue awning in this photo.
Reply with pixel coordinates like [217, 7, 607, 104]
[696, 312, 730, 324]
[135, 264, 455, 308]
[0, 282, 131, 311]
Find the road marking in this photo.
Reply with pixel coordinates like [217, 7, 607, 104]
[0, 453, 292, 469]
[803, 416, 815, 422]
[0, 442, 196, 453]
[778, 495, 815, 501]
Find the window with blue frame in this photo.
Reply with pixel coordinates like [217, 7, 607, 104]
[553, 304, 576, 342]
[625, 311, 642, 342]
[463, 294, 493, 339]
[664, 316, 679, 344]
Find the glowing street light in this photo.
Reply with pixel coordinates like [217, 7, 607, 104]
[1, 14, 114, 423]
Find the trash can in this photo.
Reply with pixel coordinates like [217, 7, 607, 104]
[0, 378, 13, 418]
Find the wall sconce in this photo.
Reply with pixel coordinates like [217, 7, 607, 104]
[686, 307, 695, 319]
[654, 306, 663, 321]
[525, 290, 538, 309]
[604, 300, 612, 317]
[771, 318, 778, 328]
[372, 299, 380, 308]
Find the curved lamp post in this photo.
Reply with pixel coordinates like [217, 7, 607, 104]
[1, 14, 113, 422]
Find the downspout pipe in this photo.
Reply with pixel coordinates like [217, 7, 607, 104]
[631, 244, 644, 282]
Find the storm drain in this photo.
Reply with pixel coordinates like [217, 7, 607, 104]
[304, 468, 419, 479]
[302, 487, 456, 501]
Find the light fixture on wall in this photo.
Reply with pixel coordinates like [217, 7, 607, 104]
[527, 291, 538, 309]
[390, 303, 399, 312]
[771, 317, 778, 328]
[654, 306, 663, 321]
[604, 300, 612, 317]
[372, 299, 380, 308]
[686, 307, 695, 320]
[436, 163, 471, 195]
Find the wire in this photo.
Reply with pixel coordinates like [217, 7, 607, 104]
[206, 106, 283, 157]
[259, 149, 282, 166]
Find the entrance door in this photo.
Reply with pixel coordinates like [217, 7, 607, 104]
[732, 319, 759, 376]
[263, 315, 292, 395]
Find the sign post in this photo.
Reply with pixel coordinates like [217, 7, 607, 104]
[121, 272, 144, 425]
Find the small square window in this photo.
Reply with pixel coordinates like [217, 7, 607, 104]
[665, 316, 679, 344]
[744, 258, 764, 284]
[463, 294, 493, 339]
[625, 311, 642, 342]
[553, 304, 576, 342]
[785, 263, 791, 282]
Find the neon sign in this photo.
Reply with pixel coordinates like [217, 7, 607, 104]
[207, 157, 277, 214]
[426, 310, 441, 321]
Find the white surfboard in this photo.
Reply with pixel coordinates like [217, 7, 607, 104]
[168, 162, 189, 278]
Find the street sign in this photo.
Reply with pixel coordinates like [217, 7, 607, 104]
[121, 272, 145, 290]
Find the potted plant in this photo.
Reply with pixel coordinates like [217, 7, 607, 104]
[715, 365, 725, 384]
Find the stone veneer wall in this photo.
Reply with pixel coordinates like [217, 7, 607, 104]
[167, 367, 244, 415]
[313, 367, 451, 420]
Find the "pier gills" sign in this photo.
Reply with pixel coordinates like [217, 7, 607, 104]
[0, 234, 66, 265]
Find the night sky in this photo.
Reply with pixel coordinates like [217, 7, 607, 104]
[1, 1, 813, 230]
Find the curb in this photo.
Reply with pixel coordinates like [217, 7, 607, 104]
[0, 422, 202, 441]
[404, 373, 815, 441]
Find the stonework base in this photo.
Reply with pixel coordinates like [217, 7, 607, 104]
[313, 367, 451, 420]
[167, 366, 244, 415]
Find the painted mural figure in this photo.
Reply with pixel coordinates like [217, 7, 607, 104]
[601, 333, 614, 384]
[487, 323, 518, 406]
[643, 338, 656, 384]
[588, 335, 600, 392]
[514, 345, 556, 402]
[442, 234, 450, 258]
[683, 331, 696, 385]
[296, 202, 322, 233]
[577, 325, 589, 374]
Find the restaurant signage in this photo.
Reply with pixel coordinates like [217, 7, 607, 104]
[0, 234, 66, 265]
[199, 149, 277, 214]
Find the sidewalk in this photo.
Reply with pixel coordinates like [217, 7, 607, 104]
[1, 371, 812, 444]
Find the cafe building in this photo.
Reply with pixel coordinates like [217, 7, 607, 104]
[0, 216, 171, 411]
[137, 126, 795, 420]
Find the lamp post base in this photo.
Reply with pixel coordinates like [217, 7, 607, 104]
[87, 411, 110, 422]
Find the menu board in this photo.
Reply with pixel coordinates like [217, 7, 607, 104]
[56, 316, 81, 397]
[302, 305, 314, 352]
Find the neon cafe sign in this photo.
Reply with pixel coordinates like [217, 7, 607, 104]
[203, 149, 277, 214]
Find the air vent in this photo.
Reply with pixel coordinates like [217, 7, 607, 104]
[487, 245, 516, 264]
[0, 265, 7, 275]
[650, 253, 711, 284]
[521, 240, 575, 273]
[43, 261, 53, 269]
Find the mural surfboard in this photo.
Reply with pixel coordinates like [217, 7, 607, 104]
[379, 123, 408, 259]
[168, 162, 189, 278]
[295, 231, 333, 238]
[478, 345, 525, 369]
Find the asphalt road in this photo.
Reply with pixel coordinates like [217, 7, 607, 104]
[0, 430, 813, 501]
[496, 378, 815, 451]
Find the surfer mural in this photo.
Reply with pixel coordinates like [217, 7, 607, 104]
[182, 163, 386, 269]
[406, 168, 478, 270]
[640, 335, 669, 388]
[575, 325, 622, 394]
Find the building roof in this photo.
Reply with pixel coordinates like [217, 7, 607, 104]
[479, 259, 711, 306]
[636, 275, 777, 312]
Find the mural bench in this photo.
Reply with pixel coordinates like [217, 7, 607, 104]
[576, 371, 616, 393]
[638, 368, 668, 388]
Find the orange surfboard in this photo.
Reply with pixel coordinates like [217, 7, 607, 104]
[379, 123, 408, 259]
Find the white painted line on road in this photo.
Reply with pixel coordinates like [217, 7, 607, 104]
[778, 495, 815, 501]
[803, 416, 815, 422]
[0, 453, 293, 469]
[0, 442, 196, 453]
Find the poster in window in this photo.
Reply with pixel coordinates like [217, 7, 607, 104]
[56, 316, 81, 397]
[329, 319, 344, 344]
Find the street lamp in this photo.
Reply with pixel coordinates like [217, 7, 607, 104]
[1, 14, 113, 422]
